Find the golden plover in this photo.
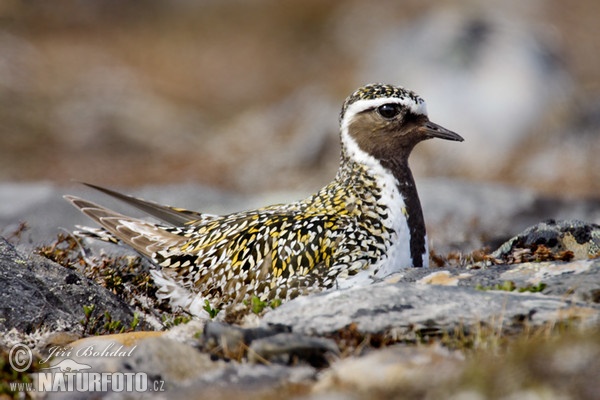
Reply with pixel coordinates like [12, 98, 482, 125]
[66, 83, 464, 316]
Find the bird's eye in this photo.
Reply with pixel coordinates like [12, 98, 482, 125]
[377, 104, 401, 119]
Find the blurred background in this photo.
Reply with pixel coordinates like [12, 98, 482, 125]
[1, 0, 599, 198]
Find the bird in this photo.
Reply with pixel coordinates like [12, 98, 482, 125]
[65, 83, 463, 317]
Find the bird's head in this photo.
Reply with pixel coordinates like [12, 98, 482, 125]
[339, 83, 463, 163]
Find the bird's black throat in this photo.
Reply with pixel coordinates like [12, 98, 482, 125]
[380, 158, 427, 268]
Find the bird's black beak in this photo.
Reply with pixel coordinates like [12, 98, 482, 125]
[421, 121, 464, 142]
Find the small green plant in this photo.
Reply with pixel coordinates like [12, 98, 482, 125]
[161, 313, 192, 328]
[80, 305, 141, 336]
[80, 304, 96, 334]
[518, 282, 546, 293]
[203, 300, 220, 319]
[243, 296, 282, 315]
[130, 313, 140, 330]
[250, 296, 268, 314]
[102, 311, 123, 333]
[269, 298, 282, 309]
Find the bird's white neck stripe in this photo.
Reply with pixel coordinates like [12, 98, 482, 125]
[340, 125, 384, 173]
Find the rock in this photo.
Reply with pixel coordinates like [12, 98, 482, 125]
[248, 333, 339, 367]
[262, 281, 599, 338]
[0, 236, 140, 334]
[171, 363, 316, 399]
[201, 321, 338, 367]
[34, 332, 227, 398]
[501, 260, 600, 303]
[201, 321, 291, 355]
[312, 326, 600, 400]
[355, 257, 600, 305]
[68, 331, 165, 349]
[33, 325, 317, 399]
[491, 219, 600, 262]
[313, 344, 463, 395]
[415, 270, 472, 286]
[72, 335, 223, 385]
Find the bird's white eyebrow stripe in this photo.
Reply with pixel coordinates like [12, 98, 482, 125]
[346, 97, 427, 116]
[341, 97, 428, 132]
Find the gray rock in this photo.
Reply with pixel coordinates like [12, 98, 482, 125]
[202, 321, 337, 367]
[249, 333, 339, 367]
[347, 257, 600, 306]
[67, 335, 225, 387]
[205, 320, 291, 342]
[311, 325, 600, 400]
[39, 330, 316, 399]
[36, 333, 227, 399]
[491, 219, 600, 261]
[313, 344, 463, 395]
[501, 260, 600, 303]
[201, 320, 291, 353]
[262, 281, 599, 337]
[175, 362, 316, 393]
[0, 237, 139, 333]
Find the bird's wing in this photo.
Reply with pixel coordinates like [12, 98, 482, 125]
[64, 195, 189, 257]
[153, 209, 350, 303]
[67, 193, 354, 304]
[81, 183, 216, 226]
